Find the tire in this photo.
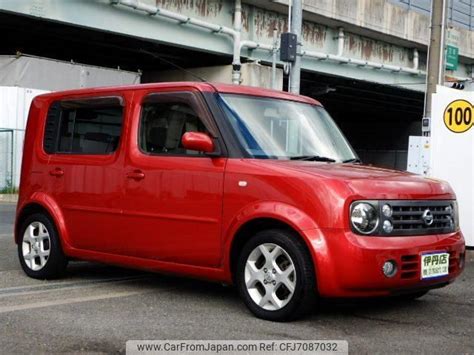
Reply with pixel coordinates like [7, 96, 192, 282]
[18, 213, 68, 279]
[236, 229, 317, 321]
[396, 291, 429, 301]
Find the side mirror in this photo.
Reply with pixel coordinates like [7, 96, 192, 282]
[181, 132, 215, 153]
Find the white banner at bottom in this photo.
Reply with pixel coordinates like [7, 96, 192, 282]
[126, 340, 348, 355]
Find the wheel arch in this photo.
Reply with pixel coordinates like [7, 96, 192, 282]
[227, 217, 319, 286]
[15, 194, 69, 249]
[17, 204, 47, 242]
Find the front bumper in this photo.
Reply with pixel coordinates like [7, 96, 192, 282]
[309, 228, 465, 297]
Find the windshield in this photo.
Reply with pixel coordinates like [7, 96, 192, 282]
[218, 94, 357, 162]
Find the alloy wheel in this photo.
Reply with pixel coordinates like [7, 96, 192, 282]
[244, 243, 296, 311]
[22, 221, 51, 271]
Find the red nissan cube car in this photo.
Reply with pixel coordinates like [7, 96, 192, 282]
[16, 82, 465, 321]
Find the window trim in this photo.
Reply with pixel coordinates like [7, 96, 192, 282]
[43, 96, 125, 156]
[137, 91, 226, 158]
[59, 96, 124, 109]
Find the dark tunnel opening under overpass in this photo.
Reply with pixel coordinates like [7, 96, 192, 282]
[0, 11, 232, 73]
[299, 72, 424, 170]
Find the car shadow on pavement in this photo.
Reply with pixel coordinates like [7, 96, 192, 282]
[65, 261, 243, 304]
[63, 261, 429, 321]
[315, 296, 430, 321]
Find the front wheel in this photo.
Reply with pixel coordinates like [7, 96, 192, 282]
[236, 229, 317, 321]
[18, 213, 68, 279]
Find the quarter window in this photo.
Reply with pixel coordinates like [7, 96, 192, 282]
[44, 97, 123, 154]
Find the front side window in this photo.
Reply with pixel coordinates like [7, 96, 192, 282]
[219, 94, 356, 162]
[44, 97, 123, 154]
[139, 101, 207, 156]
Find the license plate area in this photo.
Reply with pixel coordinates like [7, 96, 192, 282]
[421, 252, 449, 279]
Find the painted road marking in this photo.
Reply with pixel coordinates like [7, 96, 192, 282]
[0, 291, 142, 314]
[0, 276, 154, 299]
[0, 275, 150, 296]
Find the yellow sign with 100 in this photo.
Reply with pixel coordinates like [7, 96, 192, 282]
[443, 99, 473, 133]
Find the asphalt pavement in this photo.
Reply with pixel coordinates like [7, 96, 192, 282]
[0, 202, 473, 354]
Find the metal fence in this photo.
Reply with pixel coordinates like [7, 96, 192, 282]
[0, 129, 14, 193]
[0, 128, 24, 193]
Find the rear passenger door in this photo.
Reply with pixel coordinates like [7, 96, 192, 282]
[44, 95, 128, 252]
[122, 91, 226, 267]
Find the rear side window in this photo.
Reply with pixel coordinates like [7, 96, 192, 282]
[43, 97, 123, 154]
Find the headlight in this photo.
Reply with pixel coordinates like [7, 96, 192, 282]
[350, 202, 379, 234]
[382, 204, 392, 217]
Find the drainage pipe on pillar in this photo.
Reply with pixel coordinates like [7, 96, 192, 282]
[289, 0, 303, 94]
[413, 48, 419, 71]
[111, 0, 243, 84]
[271, 28, 278, 90]
[232, 0, 242, 85]
[336, 27, 345, 57]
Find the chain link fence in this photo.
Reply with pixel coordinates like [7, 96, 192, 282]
[0, 128, 24, 194]
[0, 129, 14, 193]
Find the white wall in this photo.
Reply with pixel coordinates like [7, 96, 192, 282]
[430, 86, 474, 247]
[0, 55, 140, 91]
[0, 87, 48, 189]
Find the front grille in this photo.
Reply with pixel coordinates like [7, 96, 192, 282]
[388, 200, 455, 236]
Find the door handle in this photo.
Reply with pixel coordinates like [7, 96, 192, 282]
[126, 170, 145, 181]
[49, 168, 64, 177]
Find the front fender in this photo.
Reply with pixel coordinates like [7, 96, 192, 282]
[222, 201, 324, 282]
[225, 201, 320, 237]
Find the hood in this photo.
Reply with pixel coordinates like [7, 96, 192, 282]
[264, 161, 456, 200]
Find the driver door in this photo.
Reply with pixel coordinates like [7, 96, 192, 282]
[121, 90, 226, 267]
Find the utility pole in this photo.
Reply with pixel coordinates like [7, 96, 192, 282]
[289, 0, 302, 94]
[423, 0, 448, 136]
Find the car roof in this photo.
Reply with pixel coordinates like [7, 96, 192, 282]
[35, 82, 322, 106]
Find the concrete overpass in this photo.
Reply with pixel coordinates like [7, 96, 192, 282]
[1, 0, 473, 169]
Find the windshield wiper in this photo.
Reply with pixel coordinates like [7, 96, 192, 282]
[342, 158, 362, 164]
[290, 155, 336, 162]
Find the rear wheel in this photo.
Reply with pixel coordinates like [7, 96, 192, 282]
[236, 229, 317, 321]
[18, 213, 68, 279]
